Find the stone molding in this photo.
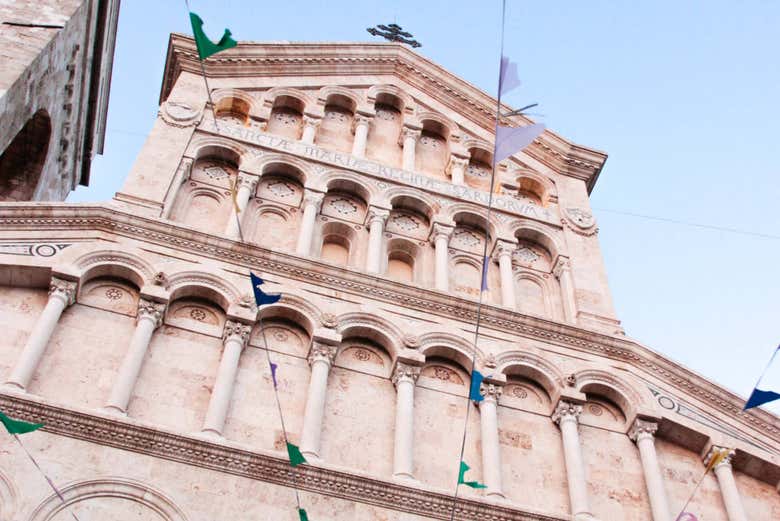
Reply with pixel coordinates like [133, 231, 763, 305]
[136, 299, 166, 328]
[0, 393, 566, 521]
[628, 419, 658, 443]
[0, 207, 779, 444]
[49, 277, 77, 306]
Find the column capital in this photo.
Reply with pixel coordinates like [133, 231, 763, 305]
[447, 154, 469, 170]
[49, 277, 77, 306]
[430, 222, 455, 243]
[222, 320, 251, 348]
[303, 115, 322, 130]
[302, 190, 325, 210]
[552, 400, 583, 426]
[480, 382, 504, 404]
[236, 172, 259, 191]
[628, 418, 658, 443]
[704, 446, 735, 471]
[392, 362, 421, 387]
[552, 255, 572, 279]
[308, 342, 338, 367]
[352, 114, 373, 131]
[367, 207, 390, 226]
[136, 299, 166, 329]
[179, 157, 194, 182]
[399, 126, 421, 146]
[492, 238, 517, 261]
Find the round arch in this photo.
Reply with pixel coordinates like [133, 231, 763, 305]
[574, 369, 657, 425]
[336, 312, 404, 359]
[496, 351, 564, 401]
[418, 332, 484, 370]
[166, 269, 243, 313]
[366, 84, 415, 114]
[54, 244, 157, 290]
[508, 221, 563, 260]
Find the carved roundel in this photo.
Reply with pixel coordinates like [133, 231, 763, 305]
[328, 198, 358, 215]
[161, 100, 202, 127]
[563, 207, 598, 236]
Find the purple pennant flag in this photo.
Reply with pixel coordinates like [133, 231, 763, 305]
[499, 55, 521, 96]
[480, 256, 489, 292]
[494, 123, 545, 164]
[270, 362, 278, 389]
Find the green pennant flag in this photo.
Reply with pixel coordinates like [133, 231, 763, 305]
[189, 12, 237, 60]
[286, 442, 307, 467]
[457, 460, 487, 489]
[0, 410, 43, 435]
[298, 508, 309, 521]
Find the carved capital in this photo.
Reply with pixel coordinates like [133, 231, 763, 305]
[552, 400, 582, 425]
[302, 191, 325, 211]
[352, 114, 372, 132]
[178, 157, 194, 183]
[704, 446, 735, 471]
[492, 239, 516, 261]
[367, 207, 390, 227]
[447, 155, 469, 174]
[136, 299, 166, 328]
[628, 419, 658, 443]
[303, 115, 322, 131]
[222, 320, 251, 348]
[236, 172, 259, 192]
[430, 222, 454, 243]
[49, 277, 76, 306]
[392, 362, 421, 387]
[552, 256, 572, 279]
[308, 342, 338, 367]
[479, 382, 503, 403]
[399, 127, 421, 146]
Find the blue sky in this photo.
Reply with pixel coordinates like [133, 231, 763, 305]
[69, 1, 780, 414]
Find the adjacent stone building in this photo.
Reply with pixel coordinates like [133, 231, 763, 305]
[0, 35, 778, 520]
[0, 0, 119, 202]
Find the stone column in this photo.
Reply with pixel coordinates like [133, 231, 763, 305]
[105, 299, 166, 414]
[431, 223, 454, 292]
[392, 361, 422, 480]
[705, 447, 747, 521]
[296, 190, 325, 256]
[629, 419, 671, 521]
[479, 377, 506, 498]
[448, 155, 468, 186]
[161, 157, 193, 219]
[201, 320, 251, 437]
[4, 278, 77, 391]
[400, 127, 421, 172]
[366, 207, 389, 273]
[299, 341, 338, 459]
[494, 239, 517, 309]
[553, 256, 577, 324]
[351, 115, 372, 158]
[301, 115, 321, 144]
[225, 173, 258, 240]
[552, 400, 592, 520]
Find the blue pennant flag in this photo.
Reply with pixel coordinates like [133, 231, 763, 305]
[249, 272, 281, 306]
[744, 345, 780, 410]
[270, 362, 279, 389]
[480, 256, 489, 292]
[469, 370, 485, 402]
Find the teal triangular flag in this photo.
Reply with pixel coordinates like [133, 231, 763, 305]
[0, 410, 43, 435]
[287, 442, 307, 467]
[298, 508, 309, 521]
[457, 460, 487, 489]
[189, 12, 237, 60]
[469, 370, 485, 402]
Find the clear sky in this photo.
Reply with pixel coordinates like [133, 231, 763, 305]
[69, 1, 780, 414]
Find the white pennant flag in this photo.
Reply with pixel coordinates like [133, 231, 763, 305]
[494, 123, 545, 164]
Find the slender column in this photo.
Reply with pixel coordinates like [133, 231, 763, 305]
[552, 401, 592, 520]
[553, 256, 577, 324]
[4, 278, 77, 391]
[295, 191, 325, 256]
[224, 173, 258, 239]
[299, 341, 338, 459]
[366, 208, 389, 273]
[479, 380, 505, 498]
[448, 155, 468, 186]
[431, 223, 454, 292]
[705, 447, 747, 521]
[351, 115, 372, 157]
[201, 321, 251, 437]
[629, 420, 671, 521]
[301, 115, 322, 144]
[400, 127, 421, 171]
[105, 299, 166, 414]
[494, 239, 517, 309]
[161, 157, 193, 219]
[392, 362, 421, 480]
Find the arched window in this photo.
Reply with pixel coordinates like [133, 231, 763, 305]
[515, 276, 547, 316]
[415, 120, 449, 179]
[267, 95, 304, 139]
[516, 176, 545, 206]
[0, 109, 51, 201]
[367, 93, 404, 166]
[215, 97, 250, 126]
[321, 234, 350, 265]
[386, 238, 418, 283]
[317, 94, 355, 153]
[171, 155, 237, 234]
[466, 148, 493, 191]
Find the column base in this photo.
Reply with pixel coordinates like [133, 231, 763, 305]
[103, 405, 128, 416]
[485, 490, 506, 500]
[392, 473, 419, 485]
[301, 450, 321, 463]
[1, 382, 26, 393]
[198, 429, 224, 440]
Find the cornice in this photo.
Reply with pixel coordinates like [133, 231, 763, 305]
[0, 205, 778, 445]
[159, 35, 607, 192]
[0, 392, 564, 521]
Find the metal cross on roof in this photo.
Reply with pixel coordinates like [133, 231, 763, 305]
[367, 23, 421, 48]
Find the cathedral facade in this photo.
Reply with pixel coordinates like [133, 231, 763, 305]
[0, 36, 778, 520]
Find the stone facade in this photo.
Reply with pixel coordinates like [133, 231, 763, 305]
[0, 0, 119, 201]
[0, 37, 778, 520]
